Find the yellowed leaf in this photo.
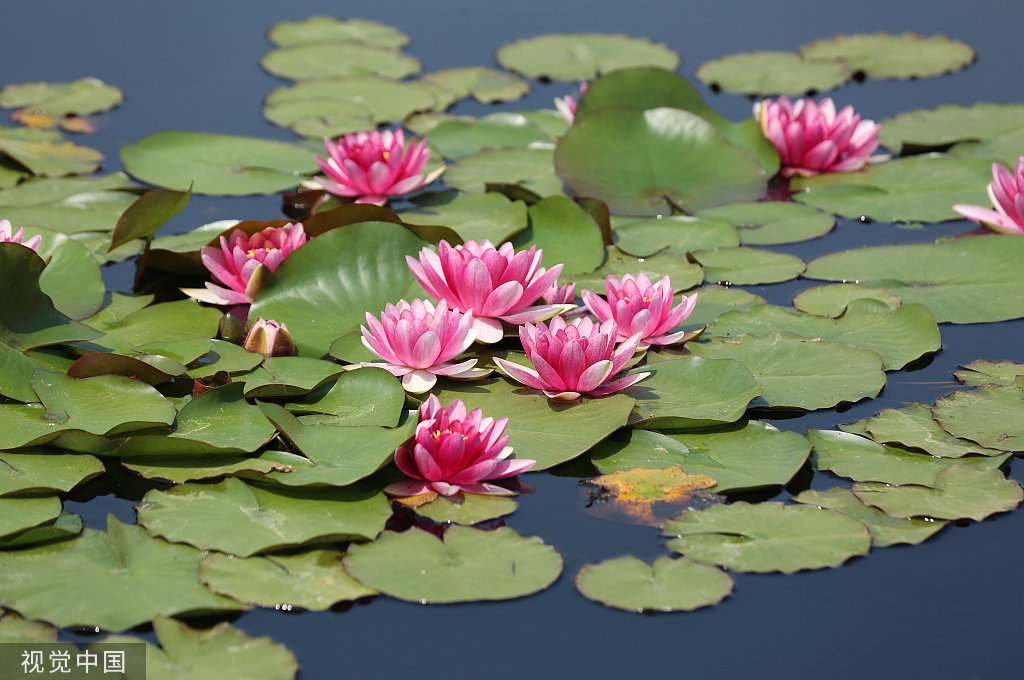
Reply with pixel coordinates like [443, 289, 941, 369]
[393, 491, 439, 508]
[11, 109, 57, 129]
[60, 115, 97, 134]
[582, 466, 718, 526]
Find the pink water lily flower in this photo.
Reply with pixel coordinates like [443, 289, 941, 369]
[953, 158, 1024, 234]
[407, 239, 573, 344]
[384, 394, 535, 498]
[494, 316, 649, 401]
[312, 129, 443, 206]
[0, 220, 41, 252]
[554, 82, 589, 124]
[197, 222, 307, 305]
[581, 273, 698, 349]
[754, 96, 881, 177]
[361, 298, 489, 393]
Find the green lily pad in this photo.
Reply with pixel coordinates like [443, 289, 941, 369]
[109, 186, 191, 251]
[285, 367, 405, 427]
[681, 285, 766, 328]
[514, 196, 605, 275]
[664, 502, 871, 573]
[793, 488, 946, 547]
[433, 377, 634, 471]
[401, 192, 528, 245]
[0, 451, 104, 496]
[799, 32, 975, 79]
[121, 453, 292, 484]
[623, 356, 761, 430]
[445, 147, 565, 197]
[708, 299, 940, 370]
[612, 215, 739, 257]
[931, 379, 1024, 451]
[803, 235, 1024, 324]
[120, 132, 318, 195]
[807, 429, 1009, 485]
[791, 284, 901, 318]
[0, 132, 102, 177]
[185, 340, 264, 379]
[138, 477, 391, 557]
[697, 201, 836, 245]
[687, 332, 885, 409]
[0, 612, 58, 642]
[426, 113, 550, 159]
[879, 103, 1024, 154]
[268, 16, 409, 48]
[864, 403, 1006, 458]
[0, 78, 123, 116]
[570, 247, 704, 293]
[695, 51, 851, 95]
[575, 555, 732, 613]
[250, 222, 427, 358]
[495, 33, 679, 81]
[0, 496, 63, 538]
[947, 127, 1024, 167]
[238, 356, 343, 398]
[200, 549, 376, 611]
[0, 512, 83, 549]
[17, 226, 106, 320]
[414, 493, 519, 525]
[555, 107, 766, 216]
[261, 43, 421, 81]
[0, 403, 71, 449]
[420, 67, 530, 104]
[853, 466, 1023, 521]
[591, 422, 809, 493]
[0, 172, 136, 205]
[0, 515, 242, 631]
[791, 155, 992, 223]
[343, 525, 563, 603]
[954, 360, 1024, 388]
[690, 247, 805, 285]
[0, 189, 138, 236]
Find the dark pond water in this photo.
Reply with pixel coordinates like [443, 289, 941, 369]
[1, 0, 1022, 678]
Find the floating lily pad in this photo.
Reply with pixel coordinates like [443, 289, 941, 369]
[853, 466, 1023, 522]
[420, 67, 530, 104]
[433, 377, 634, 471]
[695, 51, 851, 95]
[947, 127, 1024, 167]
[0, 184, 139, 235]
[0, 515, 242, 631]
[799, 32, 975, 79]
[575, 555, 732, 613]
[0, 613, 58, 642]
[414, 493, 519, 525]
[250, 223, 426, 357]
[664, 502, 871, 573]
[555, 107, 766, 216]
[0, 133, 102, 177]
[495, 33, 679, 81]
[515, 196, 605, 275]
[954, 360, 1024, 387]
[261, 43, 421, 81]
[0, 451, 104, 496]
[343, 525, 562, 603]
[791, 284, 901, 318]
[121, 453, 291, 484]
[0, 78, 123, 116]
[268, 16, 409, 48]
[0, 512, 83, 549]
[803, 235, 1024, 324]
[931, 379, 1024, 451]
[688, 332, 885, 409]
[879, 103, 1024, 154]
[120, 132, 318, 195]
[285, 367, 405, 428]
[807, 429, 1009, 486]
[708, 299, 940, 370]
[793, 488, 946, 547]
[9, 227, 106, 320]
[0, 496, 63, 538]
[445, 147, 565, 197]
[690, 247, 805, 285]
[791, 154, 992, 224]
[109, 186, 191, 251]
[199, 549, 376, 611]
[401, 192, 528, 245]
[570, 247, 704, 294]
[697, 201, 835, 245]
[612, 215, 739, 257]
[583, 466, 716, 526]
[681, 285, 766, 328]
[138, 478, 391, 557]
[426, 113, 550, 159]
[185, 340, 264, 379]
[239, 356, 342, 398]
[864, 403, 1006, 458]
[623, 356, 761, 430]
[32, 370, 175, 436]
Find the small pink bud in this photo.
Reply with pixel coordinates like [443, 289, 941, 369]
[243, 318, 295, 357]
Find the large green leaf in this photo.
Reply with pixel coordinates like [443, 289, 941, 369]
[343, 526, 563, 603]
[401, 192, 528, 245]
[0, 450, 104, 496]
[137, 478, 391, 557]
[414, 493, 519, 525]
[0, 496, 63, 538]
[426, 113, 550, 159]
[570, 247, 704, 293]
[690, 247, 805, 285]
[575, 555, 732, 613]
[250, 222, 427, 357]
[793, 488, 946, 547]
[954, 360, 1024, 388]
[10, 226, 106, 320]
[664, 502, 871, 573]
[695, 51, 851, 95]
[853, 466, 1023, 521]
[791, 284, 901, 318]
[681, 285, 766, 328]
[0, 515, 242, 631]
[612, 215, 739, 257]
[495, 33, 679, 80]
[555, 107, 766, 216]
[880, 103, 1024, 153]
[697, 201, 835, 245]
[80, 298, 222, 354]
[803, 235, 1024, 323]
[931, 379, 1024, 451]
[109, 186, 191, 251]
[120, 132, 318, 195]
[261, 43, 421, 81]
[268, 16, 409, 48]
[238, 356, 342, 398]
[864, 403, 1006, 458]
[285, 367, 405, 427]
[445, 147, 564, 197]
[0, 78, 123, 116]
[799, 32, 975, 79]
[514, 196, 605, 275]
[31, 371, 175, 436]
[419, 67, 529, 104]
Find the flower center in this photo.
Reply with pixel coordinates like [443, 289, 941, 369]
[246, 246, 276, 258]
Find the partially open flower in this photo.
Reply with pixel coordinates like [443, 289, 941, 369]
[407, 239, 573, 344]
[754, 96, 881, 177]
[198, 222, 307, 305]
[554, 82, 589, 124]
[953, 158, 1024, 234]
[360, 298, 489, 393]
[311, 129, 443, 206]
[384, 394, 535, 498]
[0, 219, 41, 252]
[494, 316, 649, 401]
[581, 273, 698, 349]
[243, 318, 295, 357]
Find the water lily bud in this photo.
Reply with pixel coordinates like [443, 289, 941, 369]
[243, 318, 295, 357]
